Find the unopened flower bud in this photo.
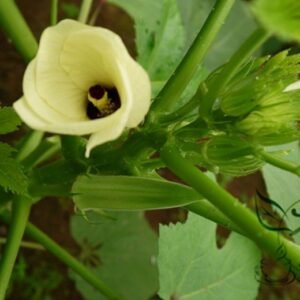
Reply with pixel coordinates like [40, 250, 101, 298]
[201, 136, 264, 176]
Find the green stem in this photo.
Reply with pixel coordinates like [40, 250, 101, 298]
[22, 136, 61, 169]
[130, 155, 242, 234]
[0, 197, 32, 299]
[259, 150, 300, 177]
[160, 144, 300, 274]
[160, 94, 200, 124]
[160, 83, 208, 124]
[0, 213, 123, 300]
[0, 238, 44, 251]
[78, 0, 93, 23]
[199, 28, 270, 120]
[147, 0, 236, 123]
[16, 131, 44, 162]
[25, 224, 123, 300]
[187, 202, 243, 234]
[0, 0, 38, 62]
[140, 158, 165, 170]
[89, 0, 104, 25]
[50, 0, 58, 25]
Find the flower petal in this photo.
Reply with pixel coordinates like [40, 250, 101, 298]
[23, 59, 76, 122]
[14, 98, 130, 135]
[124, 58, 151, 127]
[35, 20, 88, 119]
[15, 61, 133, 136]
[13, 97, 52, 131]
[60, 27, 151, 127]
[85, 123, 125, 157]
[284, 80, 300, 92]
[59, 28, 122, 90]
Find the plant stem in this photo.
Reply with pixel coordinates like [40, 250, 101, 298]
[187, 202, 243, 234]
[26, 225, 123, 299]
[160, 94, 200, 124]
[199, 27, 270, 120]
[259, 150, 300, 177]
[0, 197, 32, 299]
[22, 136, 61, 169]
[78, 0, 93, 23]
[89, 0, 105, 25]
[0, 213, 123, 300]
[16, 131, 44, 162]
[160, 144, 300, 274]
[159, 83, 208, 124]
[147, 0, 236, 123]
[0, 238, 44, 251]
[50, 0, 58, 25]
[0, 0, 38, 62]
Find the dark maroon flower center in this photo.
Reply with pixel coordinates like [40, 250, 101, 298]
[86, 84, 121, 120]
[89, 85, 105, 99]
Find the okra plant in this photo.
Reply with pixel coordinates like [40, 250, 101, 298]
[0, 0, 300, 299]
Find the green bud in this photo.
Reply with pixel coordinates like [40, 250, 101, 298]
[214, 51, 300, 146]
[201, 136, 264, 176]
[221, 51, 300, 117]
[221, 83, 257, 116]
[236, 87, 300, 145]
[218, 56, 267, 116]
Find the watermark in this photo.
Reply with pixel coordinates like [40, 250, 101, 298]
[255, 191, 300, 285]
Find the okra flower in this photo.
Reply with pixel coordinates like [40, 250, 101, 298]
[14, 20, 151, 157]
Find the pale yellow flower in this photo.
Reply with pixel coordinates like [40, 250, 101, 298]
[14, 20, 151, 157]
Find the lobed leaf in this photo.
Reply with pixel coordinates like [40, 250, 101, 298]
[108, 0, 185, 82]
[158, 212, 260, 300]
[177, 0, 257, 70]
[0, 142, 28, 194]
[0, 106, 22, 134]
[70, 211, 158, 300]
[108, 0, 207, 103]
[262, 142, 300, 244]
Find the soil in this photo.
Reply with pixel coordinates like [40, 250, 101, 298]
[1, 1, 300, 300]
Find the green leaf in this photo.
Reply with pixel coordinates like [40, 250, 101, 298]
[70, 211, 158, 300]
[0, 106, 21, 134]
[109, 0, 185, 82]
[0, 142, 28, 194]
[141, 0, 184, 81]
[29, 160, 84, 198]
[108, 0, 208, 104]
[158, 212, 260, 300]
[0, 142, 14, 156]
[177, 0, 257, 70]
[176, 64, 208, 109]
[72, 175, 201, 211]
[176, 0, 212, 51]
[262, 142, 300, 244]
[252, 0, 300, 41]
